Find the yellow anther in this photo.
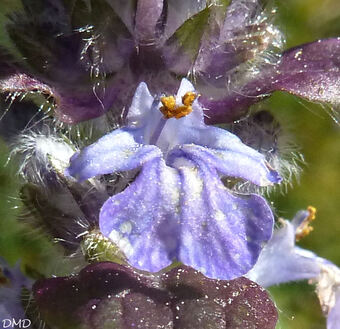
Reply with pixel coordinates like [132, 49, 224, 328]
[182, 92, 197, 107]
[307, 206, 316, 221]
[160, 96, 176, 117]
[160, 92, 197, 119]
[295, 206, 317, 241]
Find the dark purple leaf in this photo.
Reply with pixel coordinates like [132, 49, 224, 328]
[162, 265, 278, 329]
[201, 38, 340, 124]
[274, 38, 340, 105]
[33, 262, 278, 329]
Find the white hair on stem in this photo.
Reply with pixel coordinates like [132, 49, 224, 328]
[9, 127, 76, 187]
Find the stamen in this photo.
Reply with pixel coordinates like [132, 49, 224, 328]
[182, 92, 197, 107]
[295, 206, 317, 241]
[160, 92, 197, 119]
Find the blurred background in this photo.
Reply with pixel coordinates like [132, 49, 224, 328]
[0, 1, 339, 328]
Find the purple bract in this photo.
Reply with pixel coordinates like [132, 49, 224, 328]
[1, 1, 340, 124]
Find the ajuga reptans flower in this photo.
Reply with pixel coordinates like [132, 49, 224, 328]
[246, 208, 340, 329]
[67, 79, 282, 279]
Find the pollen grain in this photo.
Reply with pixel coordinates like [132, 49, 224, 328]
[160, 92, 197, 119]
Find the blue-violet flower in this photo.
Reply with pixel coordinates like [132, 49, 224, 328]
[67, 79, 281, 279]
[0, 258, 32, 321]
[246, 208, 340, 329]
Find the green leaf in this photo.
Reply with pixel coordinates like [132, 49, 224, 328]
[170, 6, 210, 61]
